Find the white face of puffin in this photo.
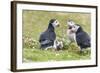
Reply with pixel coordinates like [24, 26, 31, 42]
[67, 20, 80, 33]
[52, 20, 60, 28]
[67, 20, 80, 42]
[67, 20, 75, 26]
[71, 25, 80, 33]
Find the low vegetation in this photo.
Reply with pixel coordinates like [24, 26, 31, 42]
[22, 10, 91, 62]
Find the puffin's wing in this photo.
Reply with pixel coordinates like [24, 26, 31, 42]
[76, 32, 90, 47]
[39, 32, 48, 42]
[40, 40, 52, 45]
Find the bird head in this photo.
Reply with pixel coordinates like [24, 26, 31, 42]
[67, 20, 80, 33]
[49, 19, 60, 28]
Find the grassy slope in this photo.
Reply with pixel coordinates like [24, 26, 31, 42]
[22, 10, 91, 62]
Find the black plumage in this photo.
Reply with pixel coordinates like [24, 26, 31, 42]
[39, 19, 57, 49]
[76, 26, 91, 51]
[67, 20, 91, 52]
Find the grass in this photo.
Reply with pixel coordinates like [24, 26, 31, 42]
[22, 10, 91, 62]
[23, 47, 91, 62]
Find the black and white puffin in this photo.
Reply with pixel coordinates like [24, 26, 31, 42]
[39, 19, 61, 50]
[67, 20, 91, 52]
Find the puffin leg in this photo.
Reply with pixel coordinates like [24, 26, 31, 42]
[78, 46, 84, 54]
[53, 40, 57, 51]
[80, 48, 84, 53]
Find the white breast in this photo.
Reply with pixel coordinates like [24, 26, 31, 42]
[67, 30, 76, 42]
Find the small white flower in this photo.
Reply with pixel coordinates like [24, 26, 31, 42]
[32, 47, 35, 49]
[55, 54, 59, 56]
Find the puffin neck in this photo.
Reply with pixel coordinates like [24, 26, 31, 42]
[76, 27, 83, 33]
[48, 23, 55, 31]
